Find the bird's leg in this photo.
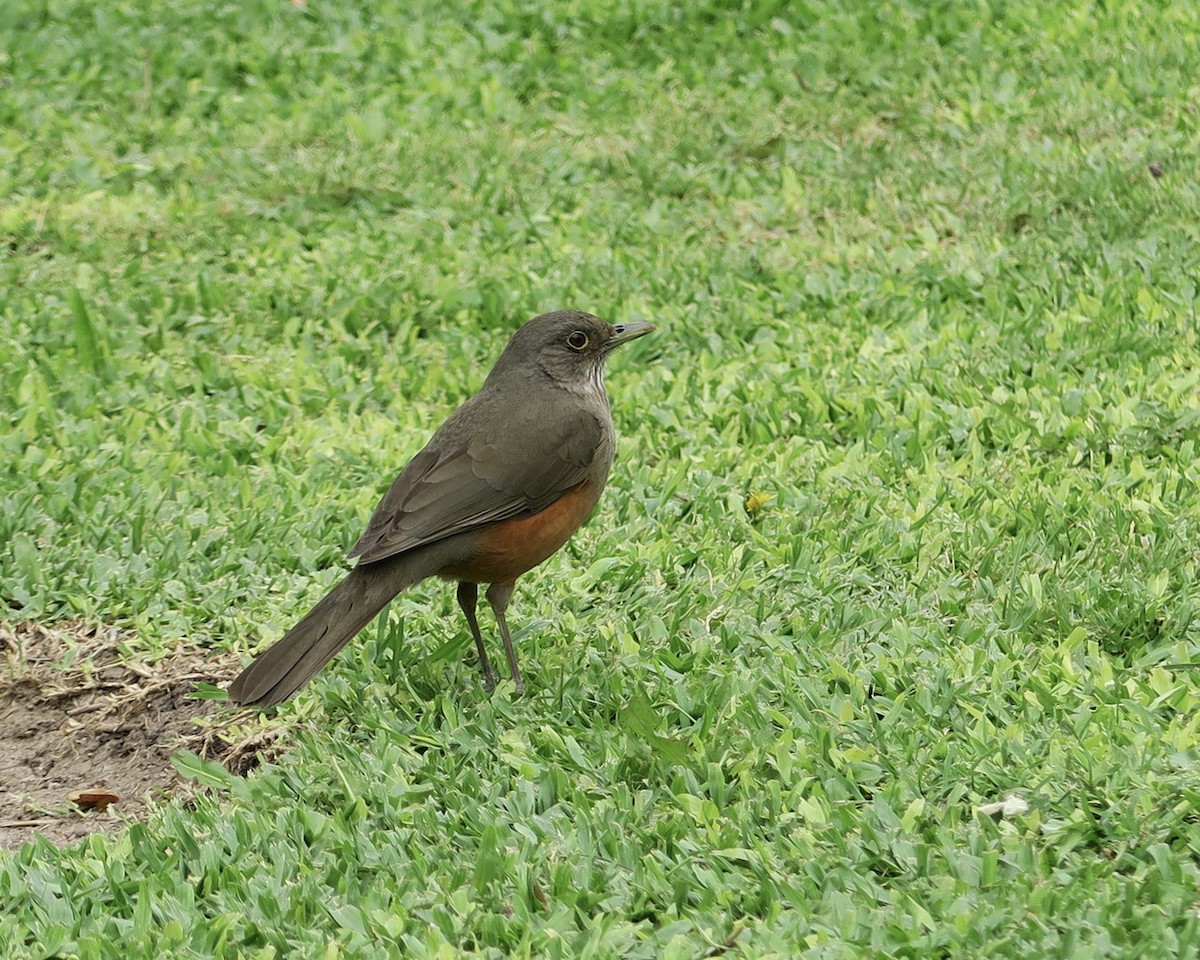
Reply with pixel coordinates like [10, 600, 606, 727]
[485, 580, 524, 693]
[457, 580, 497, 690]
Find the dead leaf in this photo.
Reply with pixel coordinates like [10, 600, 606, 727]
[68, 788, 120, 812]
[745, 492, 774, 515]
[977, 794, 1029, 820]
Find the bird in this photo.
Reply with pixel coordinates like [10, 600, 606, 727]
[227, 310, 654, 707]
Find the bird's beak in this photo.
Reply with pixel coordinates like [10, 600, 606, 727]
[606, 321, 656, 351]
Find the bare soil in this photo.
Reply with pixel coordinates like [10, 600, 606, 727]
[0, 622, 276, 850]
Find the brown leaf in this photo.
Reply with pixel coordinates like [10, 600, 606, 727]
[67, 789, 120, 812]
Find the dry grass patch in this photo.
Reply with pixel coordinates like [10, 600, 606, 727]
[0, 621, 273, 850]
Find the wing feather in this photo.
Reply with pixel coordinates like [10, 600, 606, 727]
[348, 390, 608, 565]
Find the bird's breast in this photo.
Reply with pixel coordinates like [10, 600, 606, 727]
[438, 479, 604, 584]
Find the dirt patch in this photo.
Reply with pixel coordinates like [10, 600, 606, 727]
[0, 622, 278, 850]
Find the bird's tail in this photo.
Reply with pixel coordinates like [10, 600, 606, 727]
[228, 557, 424, 707]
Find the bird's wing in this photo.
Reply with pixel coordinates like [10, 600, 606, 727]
[348, 396, 608, 565]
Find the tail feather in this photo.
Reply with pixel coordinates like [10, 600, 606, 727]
[229, 558, 422, 707]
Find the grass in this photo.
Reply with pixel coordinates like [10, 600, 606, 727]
[3, 0, 1200, 955]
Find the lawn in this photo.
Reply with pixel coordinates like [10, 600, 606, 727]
[3, 0, 1200, 956]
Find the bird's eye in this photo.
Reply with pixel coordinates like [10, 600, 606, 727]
[567, 331, 589, 351]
